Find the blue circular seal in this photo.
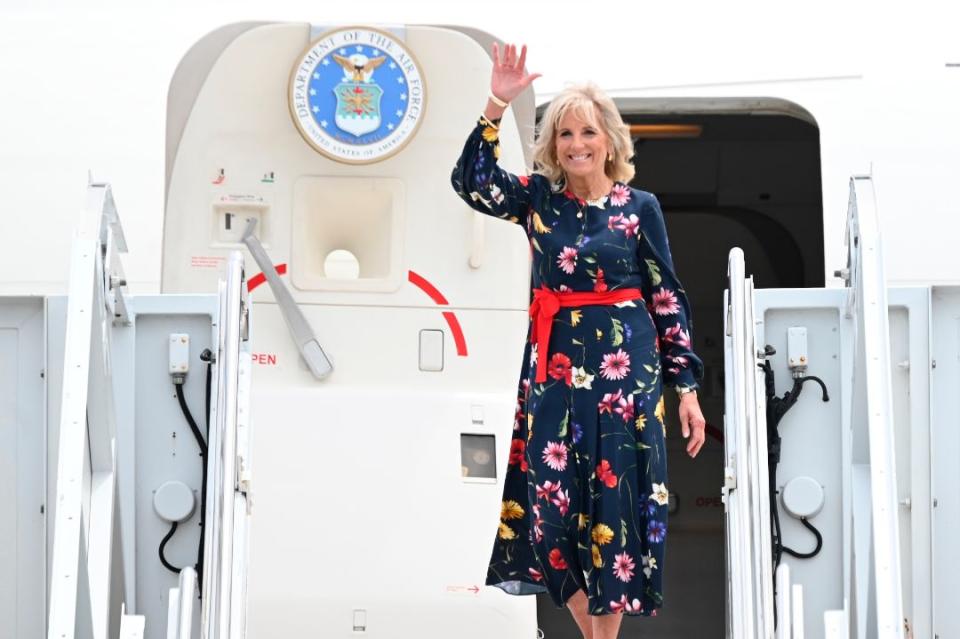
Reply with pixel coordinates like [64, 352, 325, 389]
[289, 27, 426, 164]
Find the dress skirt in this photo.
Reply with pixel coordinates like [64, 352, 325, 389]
[486, 303, 669, 616]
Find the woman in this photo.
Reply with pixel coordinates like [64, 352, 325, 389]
[451, 43, 706, 639]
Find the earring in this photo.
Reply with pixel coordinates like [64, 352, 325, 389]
[606, 153, 613, 162]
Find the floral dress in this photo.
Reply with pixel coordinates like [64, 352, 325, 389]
[451, 115, 704, 616]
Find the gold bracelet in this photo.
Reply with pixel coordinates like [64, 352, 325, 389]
[489, 92, 509, 108]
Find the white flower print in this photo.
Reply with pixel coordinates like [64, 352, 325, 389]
[651, 482, 669, 506]
[572, 366, 595, 389]
[641, 551, 658, 578]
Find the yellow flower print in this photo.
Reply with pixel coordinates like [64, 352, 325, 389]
[635, 413, 647, 431]
[570, 310, 582, 327]
[578, 513, 589, 531]
[591, 523, 614, 546]
[482, 126, 499, 143]
[655, 396, 666, 424]
[532, 212, 552, 234]
[592, 544, 603, 568]
[596, 329, 603, 341]
[498, 522, 517, 540]
[493, 143, 501, 159]
[501, 500, 525, 521]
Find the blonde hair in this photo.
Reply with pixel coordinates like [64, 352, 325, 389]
[532, 83, 635, 185]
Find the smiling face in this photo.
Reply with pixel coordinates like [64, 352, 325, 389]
[554, 105, 611, 184]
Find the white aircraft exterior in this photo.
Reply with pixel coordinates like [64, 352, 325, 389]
[0, 6, 958, 639]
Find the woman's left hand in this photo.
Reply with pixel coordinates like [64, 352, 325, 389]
[679, 392, 707, 458]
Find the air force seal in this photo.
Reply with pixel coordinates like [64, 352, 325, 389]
[289, 27, 426, 164]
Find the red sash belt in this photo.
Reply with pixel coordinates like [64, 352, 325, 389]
[529, 285, 645, 383]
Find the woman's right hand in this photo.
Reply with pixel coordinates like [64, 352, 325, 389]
[490, 43, 541, 104]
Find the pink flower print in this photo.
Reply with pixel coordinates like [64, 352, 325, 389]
[609, 183, 631, 206]
[616, 214, 640, 237]
[532, 505, 544, 542]
[599, 349, 631, 380]
[662, 323, 691, 348]
[536, 480, 562, 501]
[528, 567, 543, 582]
[609, 595, 643, 613]
[551, 487, 570, 516]
[557, 247, 578, 274]
[558, 284, 571, 292]
[606, 213, 624, 231]
[542, 441, 569, 471]
[668, 355, 689, 368]
[651, 288, 680, 315]
[614, 395, 635, 423]
[612, 551, 636, 583]
[598, 388, 624, 414]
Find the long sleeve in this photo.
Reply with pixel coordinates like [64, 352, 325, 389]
[638, 193, 704, 390]
[451, 115, 538, 229]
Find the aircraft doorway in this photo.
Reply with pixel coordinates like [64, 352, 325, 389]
[534, 97, 824, 638]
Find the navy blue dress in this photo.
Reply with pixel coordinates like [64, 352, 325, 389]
[451, 115, 704, 616]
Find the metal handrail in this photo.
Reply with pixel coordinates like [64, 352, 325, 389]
[201, 252, 251, 639]
[47, 182, 127, 639]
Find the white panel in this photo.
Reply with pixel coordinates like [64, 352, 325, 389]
[930, 285, 960, 639]
[755, 289, 847, 639]
[886, 287, 933, 639]
[132, 308, 216, 639]
[0, 299, 45, 639]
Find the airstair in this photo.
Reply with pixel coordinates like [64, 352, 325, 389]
[722, 176, 935, 638]
[41, 182, 252, 639]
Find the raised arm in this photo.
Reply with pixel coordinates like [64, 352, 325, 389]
[450, 43, 542, 227]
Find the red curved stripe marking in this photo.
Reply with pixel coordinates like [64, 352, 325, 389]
[407, 270, 449, 305]
[247, 263, 287, 292]
[442, 311, 468, 357]
[408, 270, 467, 357]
